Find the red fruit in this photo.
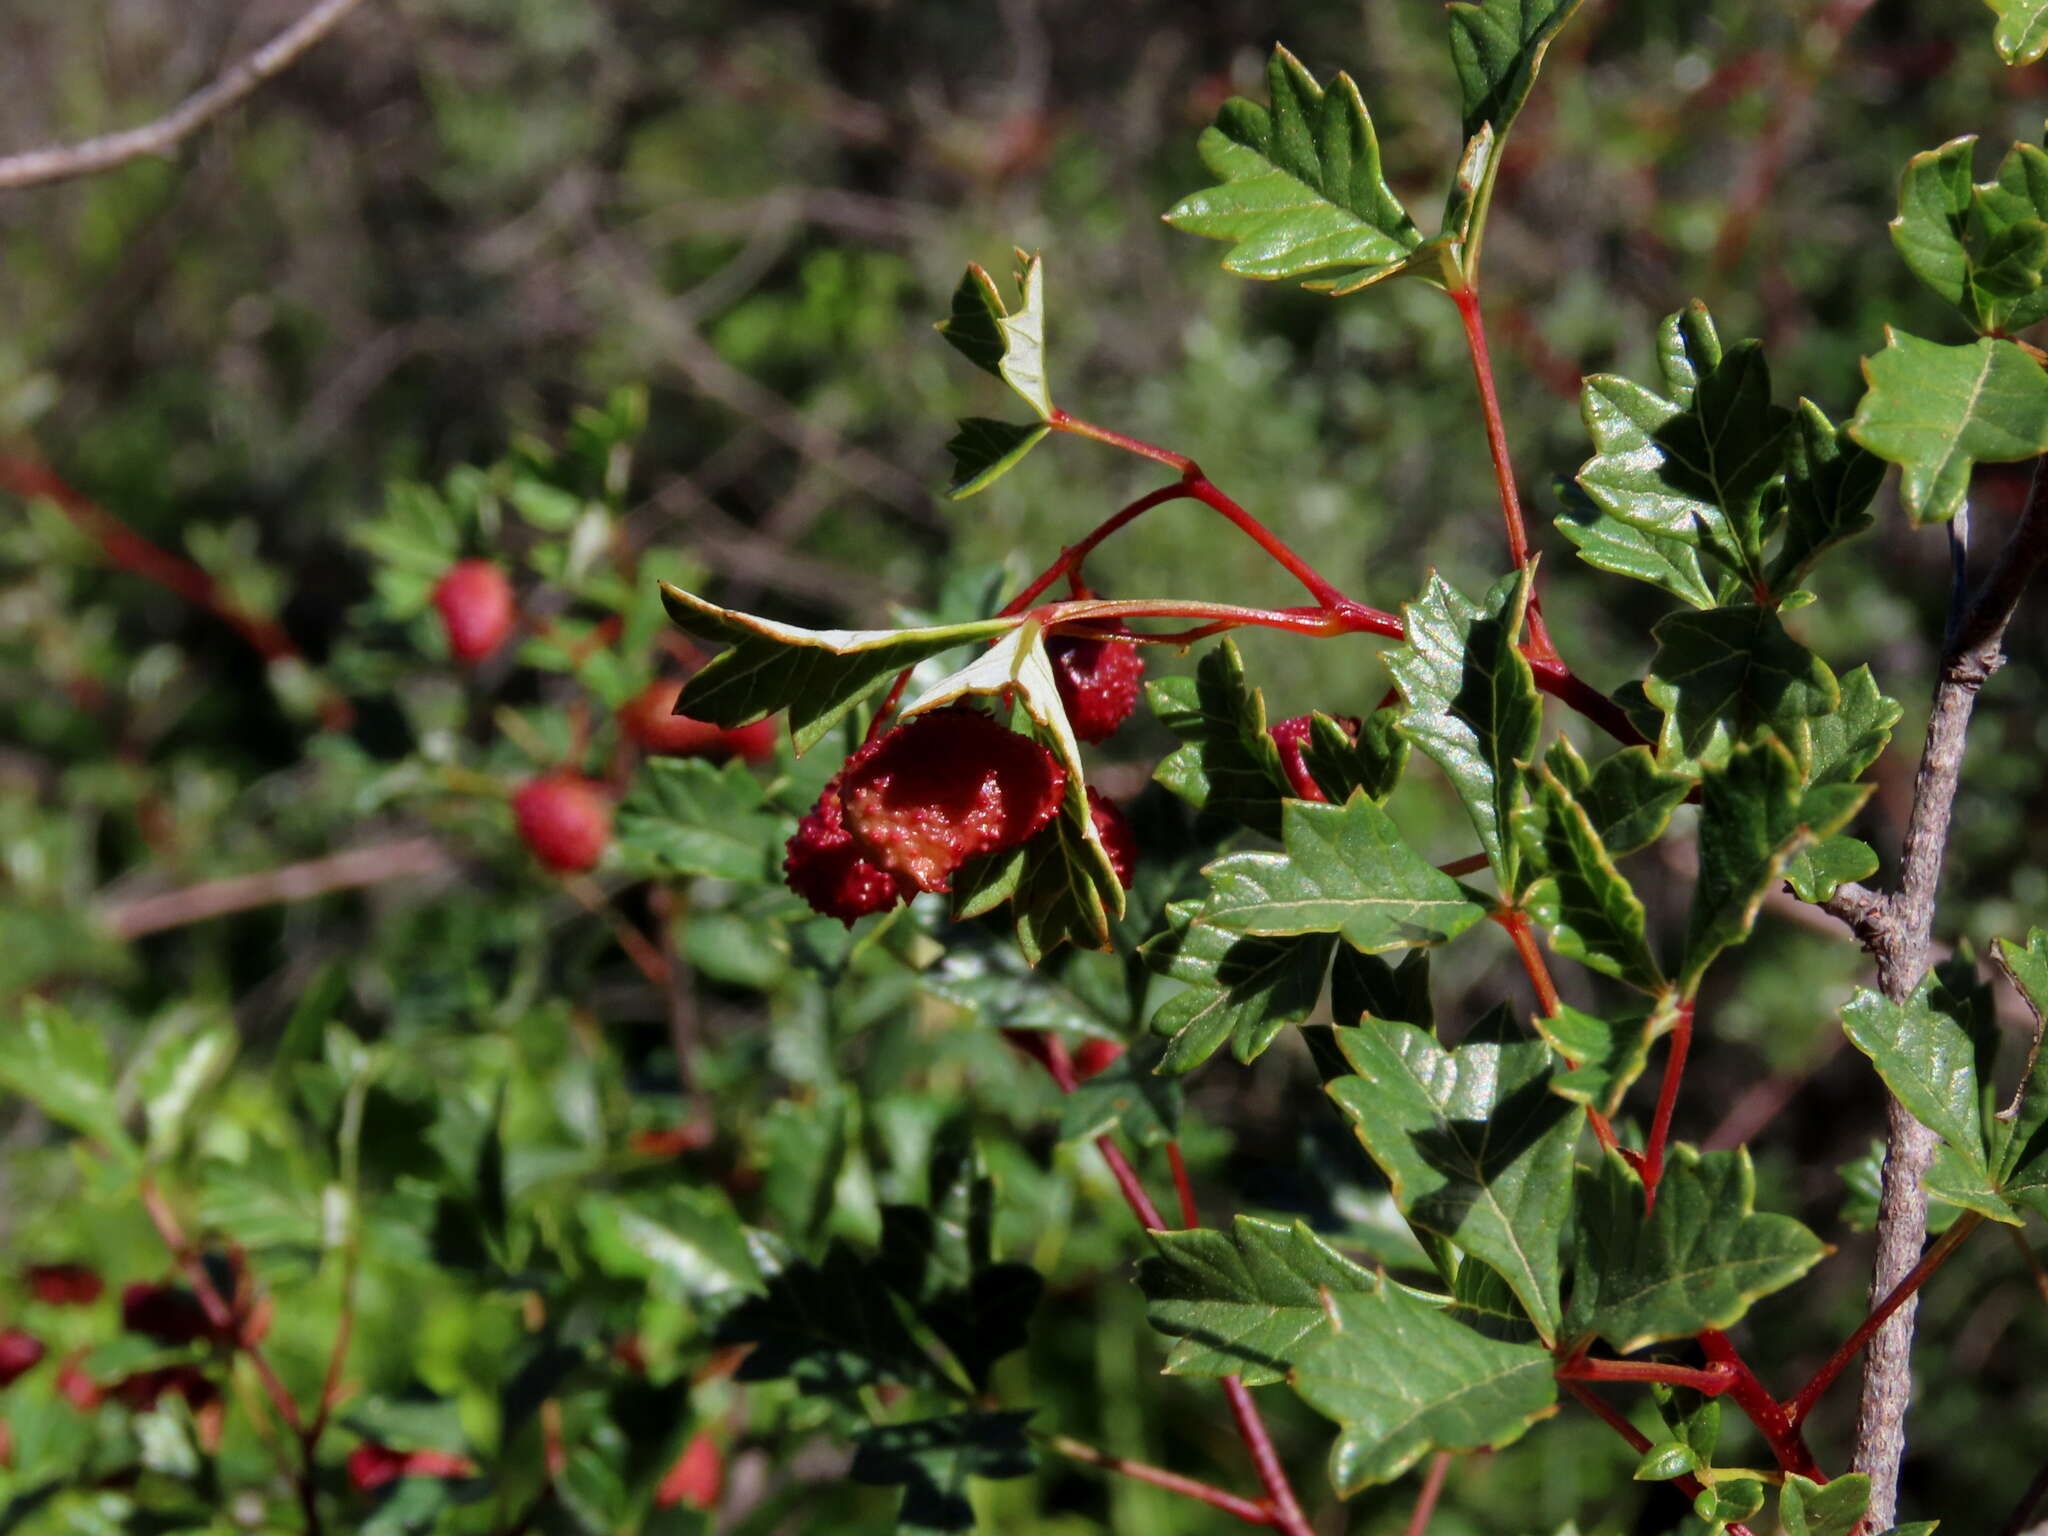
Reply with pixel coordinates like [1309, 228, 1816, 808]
[631, 1122, 715, 1158]
[1086, 788, 1137, 889]
[1048, 628, 1145, 743]
[55, 1355, 100, 1411]
[657, 1430, 725, 1512]
[432, 560, 516, 664]
[513, 774, 612, 873]
[839, 707, 1066, 892]
[110, 1365, 217, 1414]
[349, 1444, 408, 1494]
[1073, 1038, 1127, 1081]
[1268, 714, 1360, 803]
[0, 1330, 44, 1388]
[784, 770, 918, 925]
[121, 1282, 212, 1346]
[620, 680, 778, 762]
[24, 1263, 102, 1306]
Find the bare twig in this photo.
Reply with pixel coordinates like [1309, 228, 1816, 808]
[1846, 463, 2048, 1527]
[0, 0, 373, 192]
[100, 838, 452, 940]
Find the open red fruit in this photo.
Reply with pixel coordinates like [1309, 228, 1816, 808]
[431, 560, 515, 664]
[513, 774, 611, 873]
[839, 707, 1067, 892]
[620, 679, 777, 762]
[656, 1430, 725, 1511]
[1048, 627, 1145, 743]
[0, 1331, 44, 1388]
[1086, 788, 1137, 889]
[785, 772, 917, 925]
[1268, 714, 1360, 803]
[24, 1263, 102, 1307]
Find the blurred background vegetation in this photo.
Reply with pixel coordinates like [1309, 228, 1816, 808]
[5, 1, 2048, 1531]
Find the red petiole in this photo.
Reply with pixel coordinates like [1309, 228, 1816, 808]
[1494, 908, 1622, 1155]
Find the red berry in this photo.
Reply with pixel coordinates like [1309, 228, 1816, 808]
[431, 560, 515, 664]
[631, 1122, 715, 1158]
[1269, 715, 1360, 803]
[657, 1430, 725, 1512]
[55, 1355, 100, 1411]
[513, 774, 611, 873]
[1086, 788, 1137, 889]
[620, 680, 778, 761]
[121, 1282, 212, 1346]
[784, 772, 917, 925]
[839, 707, 1067, 892]
[401, 1449, 475, 1481]
[349, 1444, 408, 1494]
[1073, 1038, 1127, 1080]
[24, 1263, 102, 1306]
[0, 1330, 43, 1389]
[1048, 627, 1145, 743]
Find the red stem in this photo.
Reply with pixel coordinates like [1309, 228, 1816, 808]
[1168, 1141, 1200, 1229]
[1183, 477, 1347, 609]
[1403, 1452, 1453, 1536]
[1447, 287, 1556, 664]
[999, 484, 1197, 617]
[0, 456, 353, 730]
[1045, 1436, 1275, 1525]
[1494, 909, 1621, 1156]
[1785, 1211, 1984, 1426]
[1222, 1378, 1317, 1536]
[1698, 1329, 1821, 1478]
[1556, 1355, 1735, 1395]
[1049, 409, 1197, 475]
[1640, 1002, 1694, 1215]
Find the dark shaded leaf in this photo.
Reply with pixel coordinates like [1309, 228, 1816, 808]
[1145, 902, 1336, 1075]
[1522, 757, 1662, 992]
[1148, 639, 1292, 837]
[1643, 605, 1839, 774]
[945, 418, 1050, 499]
[849, 1413, 1035, 1534]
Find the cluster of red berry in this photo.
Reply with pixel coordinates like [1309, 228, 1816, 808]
[430, 560, 776, 875]
[784, 629, 1146, 925]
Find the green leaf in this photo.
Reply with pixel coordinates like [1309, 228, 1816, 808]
[1545, 739, 1694, 856]
[1766, 399, 1884, 590]
[1924, 1141, 2022, 1224]
[661, 583, 1018, 753]
[848, 1413, 1035, 1534]
[0, 1000, 137, 1167]
[1842, 966, 2000, 1174]
[1058, 1036, 1182, 1147]
[1447, 0, 1585, 148]
[1780, 1473, 1871, 1536]
[1782, 835, 1879, 904]
[1325, 1014, 1577, 1342]
[944, 418, 1050, 498]
[1848, 329, 2048, 525]
[1301, 707, 1408, 805]
[1554, 479, 1716, 608]
[1892, 136, 2048, 334]
[1682, 740, 1817, 993]
[1577, 304, 1791, 580]
[1533, 1000, 1669, 1119]
[1138, 1215, 1379, 1384]
[1989, 0, 2048, 63]
[615, 757, 782, 881]
[1200, 795, 1488, 954]
[1809, 666, 1904, 788]
[1289, 1280, 1557, 1494]
[1164, 45, 1423, 290]
[1697, 1478, 1768, 1526]
[1149, 638, 1294, 837]
[1387, 568, 1542, 893]
[937, 253, 1051, 418]
[1633, 1440, 1700, 1481]
[580, 1187, 764, 1304]
[1992, 929, 2048, 1183]
[135, 1022, 237, 1160]
[1565, 1146, 1828, 1352]
[1643, 605, 1839, 774]
[1523, 758, 1663, 992]
[1145, 902, 1336, 1074]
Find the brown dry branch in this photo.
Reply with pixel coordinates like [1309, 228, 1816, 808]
[0, 0, 373, 192]
[101, 838, 453, 940]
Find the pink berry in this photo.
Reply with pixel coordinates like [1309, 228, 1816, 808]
[784, 772, 917, 925]
[513, 775, 612, 873]
[657, 1430, 725, 1512]
[431, 560, 515, 664]
[0, 1330, 43, 1389]
[620, 679, 777, 761]
[1048, 627, 1145, 743]
[1086, 788, 1137, 889]
[1268, 715, 1360, 803]
[1073, 1039, 1127, 1081]
[839, 708, 1067, 893]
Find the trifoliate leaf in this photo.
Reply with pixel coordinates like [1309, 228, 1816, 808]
[1554, 479, 1716, 608]
[1325, 1015, 1576, 1342]
[1988, 0, 2048, 63]
[662, 584, 1018, 753]
[1289, 1281, 1557, 1494]
[944, 418, 1050, 499]
[1564, 1146, 1828, 1353]
[1164, 45, 1423, 290]
[1682, 740, 1820, 993]
[1148, 639, 1293, 838]
[1138, 1215, 1379, 1384]
[1577, 304, 1790, 581]
[1643, 604, 1839, 775]
[1145, 903, 1336, 1075]
[937, 253, 1051, 418]
[1842, 964, 2000, 1176]
[1892, 136, 2048, 336]
[1848, 329, 2048, 525]
[1544, 738, 1694, 856]
[849, 1413, 1035, 1534]
[1387, 568, 1542, 894]
[1766, 399, 1884, 592]
[1523, 759, 1663, 992]
[1780, 1473, 1870, 1536]
[1199, 795, 1488, 954]
[615, 758, 782, 881]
